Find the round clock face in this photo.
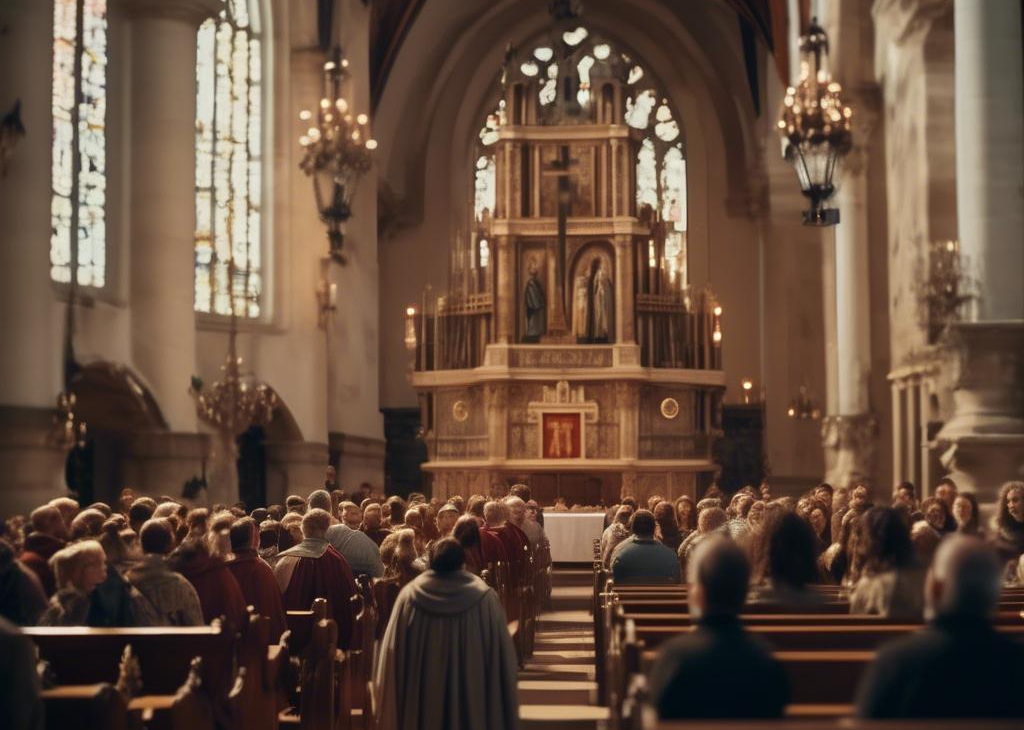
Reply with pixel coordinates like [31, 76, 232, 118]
[452, 400, 469, 422]
[660, 397, 680, 420]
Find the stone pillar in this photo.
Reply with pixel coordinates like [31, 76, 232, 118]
[119, 0, 218, 431]
[937, 0, 1024, 499]
[822, 107, 879, 489]
[494, 235, 516, 344]
[0, 0, 74, 511]
[614, 235, 635, 344]
[116, 0, 219, 498]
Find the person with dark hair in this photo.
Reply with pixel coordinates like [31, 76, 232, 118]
[951, 492, 982, 536]
[128, 498, 156, 535]
[226, 518, 286, 642]
[990, 481, 1024, 561]
[509, 483, 531, 503]
[611, 509, 681, 584]
[856, 536, 1024, 718]
[649, 536, 789, 719]
[850, 507, 925, 619]
[284, 495, 306, 515]
[384, 496, 408, 527]
[920, 497, 955, 535]
[452, 515, 485, 575]
[0, 540, 47, 626]
[373, 537, 519, 730]
[126, 519, 202, 626]
[674, 495, 696, 536]
[273, 509, 359, 648]
[750, 512, 826, 608]
[653, 501, 684, 551]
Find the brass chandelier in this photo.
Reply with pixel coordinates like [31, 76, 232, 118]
[777, 18, 853, 226]
[299, 46, 377, 264]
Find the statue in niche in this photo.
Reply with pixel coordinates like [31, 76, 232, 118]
[523, 256, 546, 343]
[573, 254, 614, 343]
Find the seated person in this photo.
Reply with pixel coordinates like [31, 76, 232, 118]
[226, 517, 287, 642]
[326, 504, 385, 578]
[126, 519, 203, 626]
[274, 508, 358, 648]
[648, 536, 789, 718]
[611, 510, 681, 584]
[856, 535, 1024, 718]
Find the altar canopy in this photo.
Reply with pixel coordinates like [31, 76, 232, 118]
[409, 16, 726, 506]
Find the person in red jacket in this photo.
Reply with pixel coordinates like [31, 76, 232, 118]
[169, 535, 248, 630]
[19, 506, 67, 597]
[273, 509, 358, 649]
[227, 517, 287, 644]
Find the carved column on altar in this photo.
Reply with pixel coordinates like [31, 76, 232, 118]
[485, 382, 509, 461]
[614, 235, 636, 344]
[822, 97, 879, 488]
[494, 235, 515, 344]
[935, 0, 1024, 500]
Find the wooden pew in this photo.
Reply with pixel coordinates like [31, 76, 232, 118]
[282, 598, 353, 730]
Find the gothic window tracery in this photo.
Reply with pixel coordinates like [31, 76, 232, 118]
[472, 27, 688, 285]
[194, 0, 264, 317]
[50, 0, 108, 287]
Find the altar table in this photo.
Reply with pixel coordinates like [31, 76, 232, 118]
[543, 511, 607, 563]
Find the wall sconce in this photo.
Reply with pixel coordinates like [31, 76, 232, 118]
[317, 278, 337, 329]
[52, 391, 87, 450]
[712, 304, 723, 345]
[404, 305, 418, 350]
[741, 378, 754, 404]
[786, 385, 821, 420]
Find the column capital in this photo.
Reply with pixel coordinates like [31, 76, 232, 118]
[113, 0, 223, 26]
[872, 0, 950, 46]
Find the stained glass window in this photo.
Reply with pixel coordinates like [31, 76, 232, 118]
[194, 0, 263, 317]
[51, 0, 108, 287]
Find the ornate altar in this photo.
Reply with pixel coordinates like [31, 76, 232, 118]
[408, 15, 725, 505]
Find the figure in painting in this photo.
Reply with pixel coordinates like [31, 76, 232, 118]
[547, 420, 563, 457]
[523, 257, 546, 343]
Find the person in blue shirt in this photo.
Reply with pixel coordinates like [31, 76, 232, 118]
[610, 509, 682, 584]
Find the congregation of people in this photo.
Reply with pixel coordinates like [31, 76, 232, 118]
[600, 478, 1024, 719]
[0, 474, 550, 730]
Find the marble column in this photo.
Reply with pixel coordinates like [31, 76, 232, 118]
[118, 0, 219, 497]
[494, 235, 516, 345]
[822, 111, 878, 489]
[937, 0, 1024, 500]
[0, 0, 72, 512]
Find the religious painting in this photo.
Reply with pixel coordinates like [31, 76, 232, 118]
[538, 143, 595, 217]
[570, 243, 615, 344]
[541, 413, 582, 459]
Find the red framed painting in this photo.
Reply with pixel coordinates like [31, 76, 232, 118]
[541, 412, 582, 459]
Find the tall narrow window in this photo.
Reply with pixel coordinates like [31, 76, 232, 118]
[194, 0, 263, 317]
[51, 0, 108, 287]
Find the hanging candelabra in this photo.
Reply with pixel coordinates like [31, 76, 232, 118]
[777, 19, 853, 226]
[190, 203, 277, 505]
[299, 46, 377, 264]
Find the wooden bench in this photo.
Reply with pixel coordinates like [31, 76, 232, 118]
[26, 612, 283, 730]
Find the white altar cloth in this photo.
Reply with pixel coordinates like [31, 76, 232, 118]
[543, 512, 607, 563]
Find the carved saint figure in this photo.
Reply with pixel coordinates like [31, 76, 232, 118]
[584, 257, 613, 343]
[523, 257, 546, 343]
[561, 418, 574, 455]
[572, 273, 589, 338]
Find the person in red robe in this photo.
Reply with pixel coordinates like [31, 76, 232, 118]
[169, 537, 248, 629]
[483, 501, 527, 587]
[227, 517, 287, 644]
[273, 509, 358, 649]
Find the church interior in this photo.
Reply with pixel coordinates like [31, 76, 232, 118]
[1, 0, 1023, 728]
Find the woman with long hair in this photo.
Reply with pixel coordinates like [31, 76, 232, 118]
[819, 509, 861, 586]
[750, 512, 826, 607]
[674, 496, 696, 537]
[653, 501, 684, 551]
[990, 481, 1024, 561]
[849, 506, 924, 619]
[951, 492, 982, 536]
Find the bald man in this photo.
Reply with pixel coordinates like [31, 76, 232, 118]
[856, 536, 1024, 718]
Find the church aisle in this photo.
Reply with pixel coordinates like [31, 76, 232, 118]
[518, 568, 610, 729]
